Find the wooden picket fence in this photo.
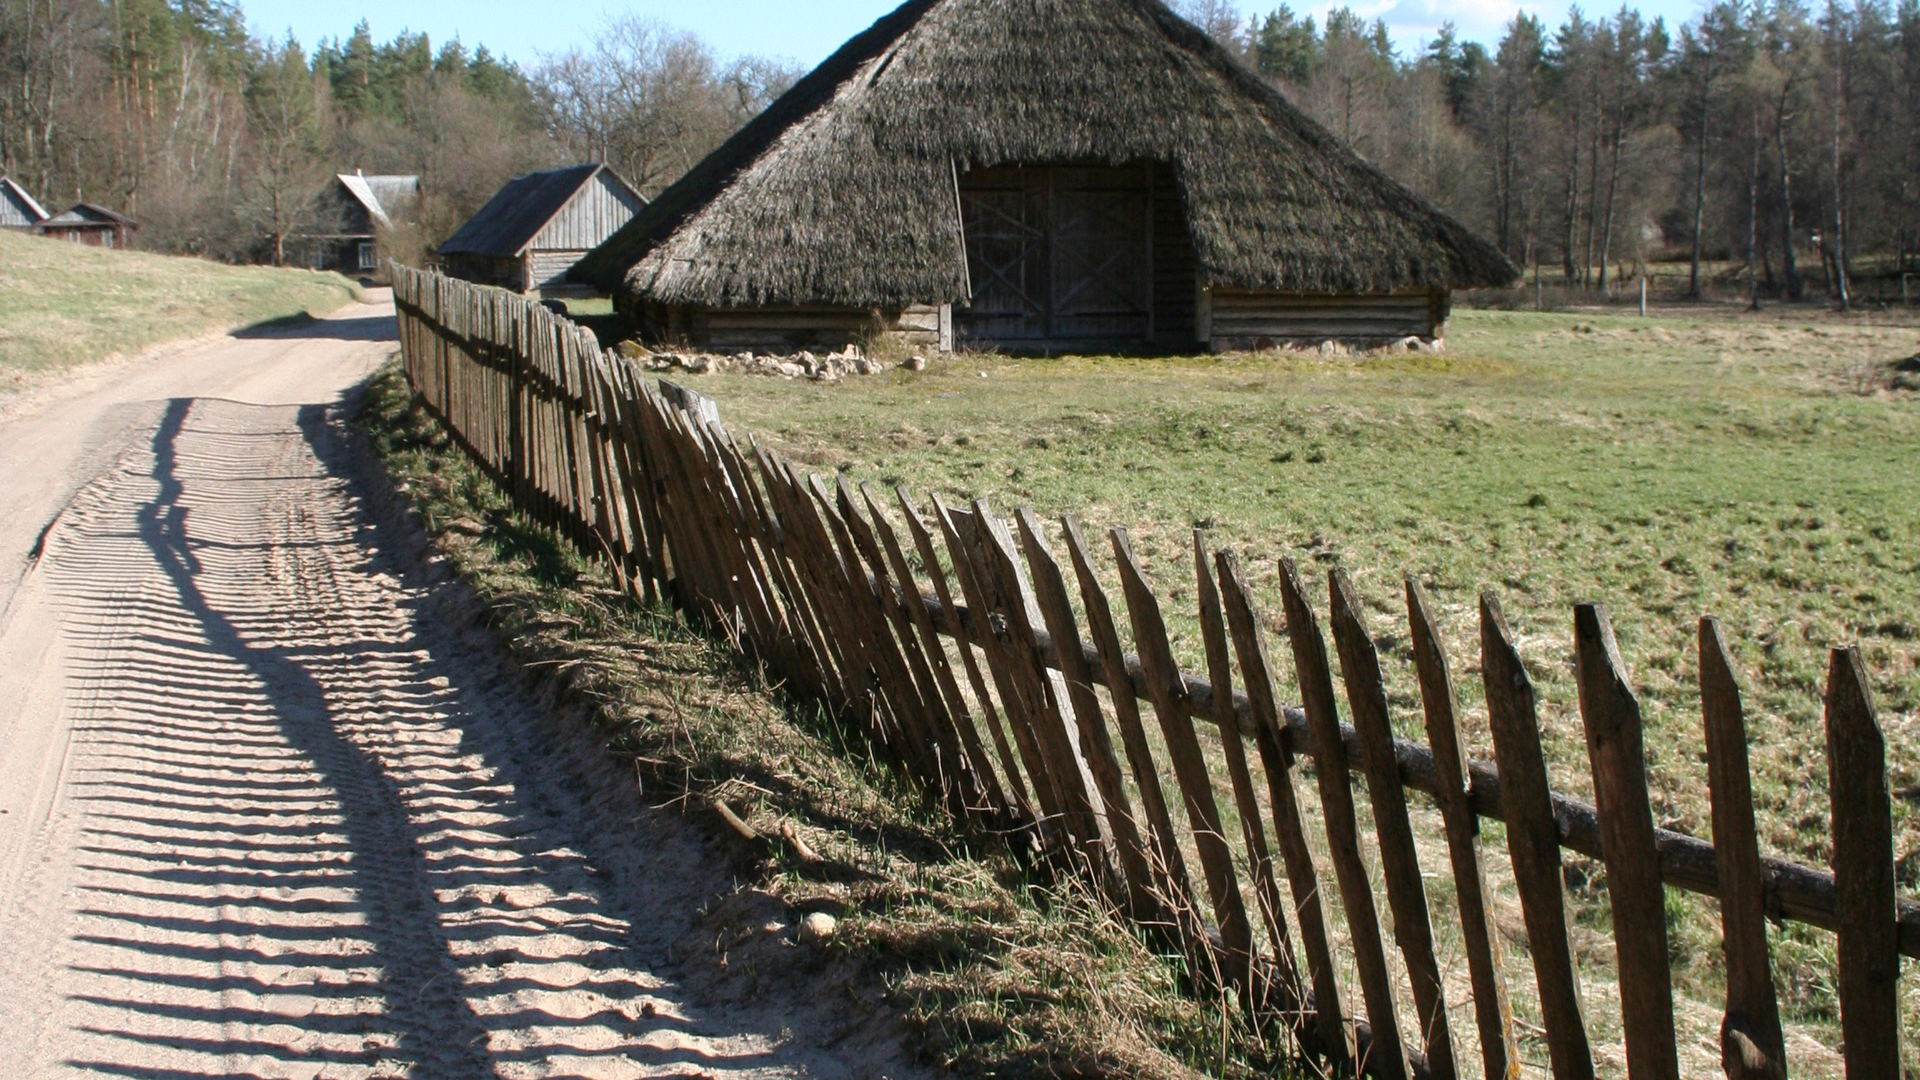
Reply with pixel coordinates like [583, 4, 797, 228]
[389, 263, 1908, 1079]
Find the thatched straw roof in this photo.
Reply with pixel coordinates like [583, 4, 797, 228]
[573, 0, 1516, 306]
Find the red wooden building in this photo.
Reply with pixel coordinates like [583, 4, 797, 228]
[37, 203, 139, 248]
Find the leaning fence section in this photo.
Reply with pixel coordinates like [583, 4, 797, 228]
[389, 263, 1906, 1079]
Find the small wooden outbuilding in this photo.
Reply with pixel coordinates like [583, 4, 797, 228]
[574, 0, 1514, 354]
[0, 178, 48, 230]
[438, 164, 646, 295]
[37, 203, 138, 248]
[304, 172, 420, 277]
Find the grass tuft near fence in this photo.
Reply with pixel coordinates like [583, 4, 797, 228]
[389, 262, 1916, 1078]
[357, 366, 1262, 1079]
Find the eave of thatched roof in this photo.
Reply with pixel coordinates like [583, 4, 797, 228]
[574, 0, 1516, 307]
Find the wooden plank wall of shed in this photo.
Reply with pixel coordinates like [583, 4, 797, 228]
[528, 250, 588, 292]
[955, 162, 1196, 350]
[443, 254, 522, 292]
[0, 197, 36, 228]
[530, 171, 646, 252]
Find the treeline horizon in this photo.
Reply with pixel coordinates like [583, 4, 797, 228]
[3, 0, 1915, 307]
[0, 1, 800, 265]
[1175, 0, 1918, 305]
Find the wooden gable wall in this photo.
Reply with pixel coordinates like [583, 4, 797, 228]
[531, 171, 646, 254]
[525, 170, 648, 291]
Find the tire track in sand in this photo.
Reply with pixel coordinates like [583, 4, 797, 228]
[0, 394, 911, 1079]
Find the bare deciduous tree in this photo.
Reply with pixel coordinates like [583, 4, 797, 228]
[243, 34, 327, 265]
[534, 15, 796, 197]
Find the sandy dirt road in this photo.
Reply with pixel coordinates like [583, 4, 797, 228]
[0, 298, 919, 1078]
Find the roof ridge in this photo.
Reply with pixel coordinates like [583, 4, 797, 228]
[570, 0, 942, 291]
[575, 0, 1514, 305]
[438, 162, 645, 259]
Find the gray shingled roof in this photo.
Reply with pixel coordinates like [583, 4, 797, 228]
[438, 164, 639, 259]
[40, 203, 138, 227]
[336, 173, 419, 229]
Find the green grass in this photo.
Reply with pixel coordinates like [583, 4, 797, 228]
[679, 302, 1920, 1076]
[0, 229, 360, 387]
[355, 364, 1285, 1079]
[554, 295, 614, 316]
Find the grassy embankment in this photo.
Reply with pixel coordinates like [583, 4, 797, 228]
[356, 366, 1268, 1079]
[684, 302, 1920, 1076]
[0, 228, 360, 392]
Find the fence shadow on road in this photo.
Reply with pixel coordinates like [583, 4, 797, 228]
[34, 395, 780, 1078]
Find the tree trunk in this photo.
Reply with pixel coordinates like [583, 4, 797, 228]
[1564, 110, 1581, 285]
[1748, 102, 1761, 309]
[1690, 108, 1708, 300]
[1778, 113, 1802, 300]
[1831, 95, 1849, 310]
[1599, 116, 1623, 292]
[1496, 99, 1514, 255]
[1583, 107, 1601, 290]
[271, 182, 284, 267]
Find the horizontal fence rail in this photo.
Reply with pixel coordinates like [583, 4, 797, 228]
[389, 263, 1905, 1079]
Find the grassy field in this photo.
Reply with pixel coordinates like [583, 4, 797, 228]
[681, 302, 1920, 1075]
[0, 229, 360, 389]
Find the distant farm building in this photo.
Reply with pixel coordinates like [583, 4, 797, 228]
[37, 203, 138, 248]
[574, 0, 1514, 354]
[0, 178, 48, 230]
[438, 164, 646, 295]
[305, 172, 421, 277]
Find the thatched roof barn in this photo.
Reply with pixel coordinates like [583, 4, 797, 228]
[440, 164, 646, 295]
[573, 0, 1514, 354]
[0, 177, 48, 230]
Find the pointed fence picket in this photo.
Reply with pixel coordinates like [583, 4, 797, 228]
[390, 263, 1911, 1079]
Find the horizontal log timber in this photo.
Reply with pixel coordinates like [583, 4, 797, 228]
[1210, 321, 1433, 337]
[906, 581, 1920, 958]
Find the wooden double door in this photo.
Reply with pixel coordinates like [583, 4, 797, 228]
[956, 164, 1155, 347]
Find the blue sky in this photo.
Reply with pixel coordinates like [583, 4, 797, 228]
[246, 0, 1713, 69]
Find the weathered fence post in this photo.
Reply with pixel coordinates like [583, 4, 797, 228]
[1480, 593, 1594, 1080]
[1572, 603, 1678, 1080]
[1406, 579, 1519, 1080]
[1826, 645, 1899, 1079]
[1280, 559, 1410, 1080]
[1698, 618, 1787, 1080]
